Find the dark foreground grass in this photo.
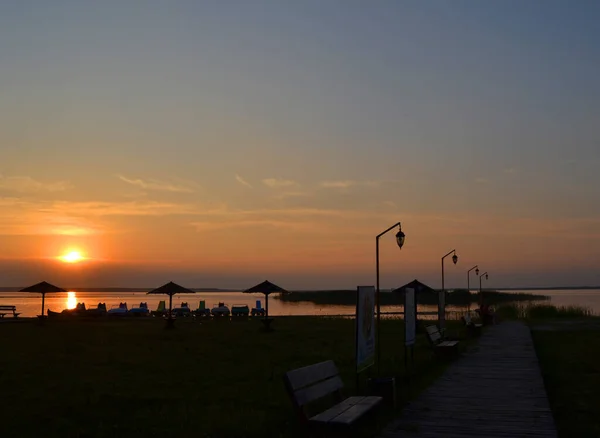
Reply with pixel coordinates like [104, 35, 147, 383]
[533, 330, 600, 438]
[0, 317, 466, 438]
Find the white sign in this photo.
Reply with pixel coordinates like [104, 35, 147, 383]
[404, 287, 416, 346]
[356, 286, 376, 372]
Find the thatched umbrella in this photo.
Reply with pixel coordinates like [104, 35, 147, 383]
[20, 281, 66, 317]
[393, 279, 436, 295]
[147, 281, 195, 321]
[243, 280, 288, 321]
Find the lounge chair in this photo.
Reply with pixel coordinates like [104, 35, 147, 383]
[195, 300, 210, 317]
[251, 300, 265, 317]
[130, 302, 150, 316]
[172, 302, 192, 318]
[151, 300, 166, 317]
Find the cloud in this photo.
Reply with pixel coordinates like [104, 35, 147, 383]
[118, 175, 197, 193]
[475, 177, 488, 184]
[383, 201, 397, 208]
[262, 178, 298, 188]
[235, 174, 253, 188]
[319, 180, 380, 189]
[273, 191, 311, 200]
[47, 200, 221, 217]
[504, 167, 517, 174]
[0, 175, 69, 193]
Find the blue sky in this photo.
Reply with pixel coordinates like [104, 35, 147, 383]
[1, 1, 599, 288]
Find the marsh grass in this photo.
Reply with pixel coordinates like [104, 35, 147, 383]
[495, 303, 594, 320]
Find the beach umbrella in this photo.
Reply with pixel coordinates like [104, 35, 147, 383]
[147, 281, 195, 320]
[243, 280, 288, 320]
[20, 281, 66, 317]
[393, 279, 436, 295]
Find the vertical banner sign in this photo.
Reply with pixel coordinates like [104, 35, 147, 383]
[404, 287, 416, 346]
[356, 286, 376, 373]
[438, 290, 446, 330]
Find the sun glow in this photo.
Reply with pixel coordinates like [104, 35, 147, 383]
[59, 250, 84, 263]
[66, 291, 77, 309]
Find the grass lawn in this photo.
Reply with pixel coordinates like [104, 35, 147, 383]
[0, 317, 468, 437]
[532, 328, 600, 438]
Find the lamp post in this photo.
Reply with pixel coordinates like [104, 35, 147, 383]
[440, 249, 458, 330]
[479, 271, 489, 305]
[467, 265, 479, 312]
[375, 222, 405, 374]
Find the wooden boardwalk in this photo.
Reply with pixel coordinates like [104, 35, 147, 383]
[379, 321, 557, 438]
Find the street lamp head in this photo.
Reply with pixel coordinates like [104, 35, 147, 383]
[475, 267, 479, 276]
[485, 274, 489, 280]
[395, 228, 406, 249]
[452, 253, 458, 265]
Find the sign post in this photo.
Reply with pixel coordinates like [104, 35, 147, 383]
[356, 285, 376, 390]
[438, 290, 446, 332]
[404, 287, 416, 371]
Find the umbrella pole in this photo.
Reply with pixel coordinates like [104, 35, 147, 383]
[265, 293, 269, 319]
[169, 293, 173, 319]
[41, 293, 45, 317]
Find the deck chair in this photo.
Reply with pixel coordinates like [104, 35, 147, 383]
[251, 300, 265, 316]
[152, 300, 166, 316]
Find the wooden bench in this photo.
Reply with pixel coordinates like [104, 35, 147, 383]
[284, 360, 382, 432]
[425, 325, 459, 357]
[0, 305, 20, 319]
[462, 312, 483, 336]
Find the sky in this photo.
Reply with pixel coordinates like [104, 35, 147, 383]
[1, 0, 599, 290]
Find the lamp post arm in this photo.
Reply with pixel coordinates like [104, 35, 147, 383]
[441, 249, 456, 260]
[377, 222, 402, 239]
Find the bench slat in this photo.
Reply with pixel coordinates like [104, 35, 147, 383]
[285, 360, 339, 391]
[309, 397, 357, 423]
[294, 375, 344, 407]
[310, 396, 382, 424]
[327, 397, 382, 425]
[438, 341, 459, 347]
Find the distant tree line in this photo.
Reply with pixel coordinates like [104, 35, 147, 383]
[277, 289, 549, 306]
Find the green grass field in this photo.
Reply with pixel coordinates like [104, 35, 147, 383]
[533, 329, 600, 438]
[0, 317, 466, 437]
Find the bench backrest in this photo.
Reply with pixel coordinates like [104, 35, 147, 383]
[0, 306, 16, 311]
[284, 360, 344, 410]
[426, 325, 442, 345]
[464, 313, 472, 324]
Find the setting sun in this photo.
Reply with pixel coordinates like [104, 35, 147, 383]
[59, 251, 84, 263]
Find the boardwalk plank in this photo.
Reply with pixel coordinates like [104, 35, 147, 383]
[378, 321, 557, 438]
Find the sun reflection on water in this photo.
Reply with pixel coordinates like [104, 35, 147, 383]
[66, 291, 77, 309]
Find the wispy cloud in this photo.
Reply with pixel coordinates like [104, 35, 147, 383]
[475, 177, 488, 184]
[0, 175, 69, 193]
[262, 178, 297, 188]
[319, 180, 380, 189]
[118, 175, 198, 193]
[273, 191, 311, 200]
[383, 201, 397, 208]
[235, 174, 253, 188]
[47, 200, 221, 217]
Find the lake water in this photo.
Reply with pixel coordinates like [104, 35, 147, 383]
[1, 289, 599, 318]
